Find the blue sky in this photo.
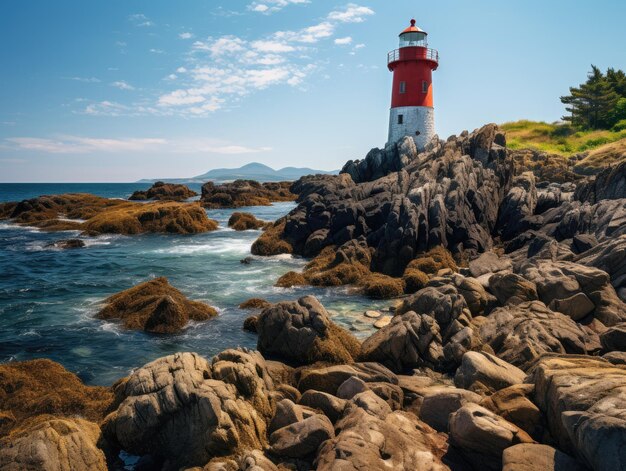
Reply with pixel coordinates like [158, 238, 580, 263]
[1, 0, 625, 182]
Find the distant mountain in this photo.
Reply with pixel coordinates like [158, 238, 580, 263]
[138, 162, 338, 184]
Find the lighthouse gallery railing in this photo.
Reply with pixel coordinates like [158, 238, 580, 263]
[387, 47, 439, 65]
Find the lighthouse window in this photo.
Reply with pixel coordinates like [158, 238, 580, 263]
[399, 81, 406, 94]
[398, 114, 404, 125]
[422, 81, 429, 93]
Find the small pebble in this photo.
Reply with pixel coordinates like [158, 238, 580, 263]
[364, 310, 381, 319]
[374, 315, 392, 329]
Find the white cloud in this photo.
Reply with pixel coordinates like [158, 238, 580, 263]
[179, 32, 193, 39]
[149, 48, 165, 54]
[248, 0, 310, 14]
[158, 90, 207, 106]
[334, 36, 352, 45]
[128, 13, 154, 27]
[251, 40, 295, 53]
[205, 36, 246, 56]
[83, 101, 130, 117]
[176, 67, 188, 73]
[111, 81, 135, 91]
[5, 136, 270, 155]
[327, 4, 374, 23]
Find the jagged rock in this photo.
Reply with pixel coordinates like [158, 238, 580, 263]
[604, 351, 626, 365]
[496, 171, 538, 240]
[454, 351, 526, 395]
[361, 311, 445, 372]
[256, 296, 360, 365]
[447, 273, 493, 316]
[478, 301, 594, 369]
[104, 350, 274, 470]
[341, 136, 418, 184]
[256, 125, 515, 276]
[480, 384, 544, 439]
[575, 235, 626, 300]
[269, 413, 334, 459]
[315, 401, 449, 470]
[201, 180, 294, 209]
[129, 181, 197, 201]
[96, 277, 217, 333]
[600, 322, 626, 351]
[502, 443, 585, 471]
[298, 390, 346, 423]
[536, 183, 573, 215]
[296, 363, 398, 396]
[488, 271, 539, 305]
[539, 198, 626, 241]
[531, 356, 626, 470]
[0, 417, 107, 471]
[574, 160, 626, 203]
[419, 387, 482, 432]
[520, 259, 626, 325]
[0, 359, 114, 438]
[571, 233, 597, 253]
[449, 403, 534, 471]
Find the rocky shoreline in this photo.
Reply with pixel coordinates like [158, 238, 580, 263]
[1, 124, 625, 470]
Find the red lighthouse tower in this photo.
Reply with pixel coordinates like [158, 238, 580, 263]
[387, 19, 439, 149]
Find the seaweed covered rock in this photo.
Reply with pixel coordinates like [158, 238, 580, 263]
[0, 359, 114, 438]
[0, 193, 218, 235]
[201, 180, 294, 209]
[97, 277, 217, 333]
[256, 296, 360, 365]
[129, 181, 197, 201]
[104, 351, 274, 470]
[228, 212, 268, 231]
[250, 220, 293, 256]
[0, 417, 108, 471]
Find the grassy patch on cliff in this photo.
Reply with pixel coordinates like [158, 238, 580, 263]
[502, 120, 626, 171]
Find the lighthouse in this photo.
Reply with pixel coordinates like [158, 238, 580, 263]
[386, 19, 439, 149]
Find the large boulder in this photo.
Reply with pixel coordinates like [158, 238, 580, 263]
[256, 296, 361, 365]
[478, 301, 594, 370]
[269, 413, 334, 459]
[600, 322, 626, 352]
[502, 443, 585, 471]
[531, 355, 626, 470]
[448, 403, 534, 471]
[362, 284, 474, 372]
[488, 271, 539, 305]
[480, 384, 544, 440]
[104, 350, 274, 470]
[296, 362, 398, 395]
[520, 259, 626, 325]
[96, 277, 217, 333]
[0, 417, 107, 471]
[454, 351, 526, 395]
[315, 400, 450, 470]
[419, 387, 482, 432]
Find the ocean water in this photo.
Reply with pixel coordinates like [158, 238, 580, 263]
[0, 184, 387, 385]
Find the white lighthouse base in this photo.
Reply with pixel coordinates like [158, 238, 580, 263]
[387, 106, 435, 150]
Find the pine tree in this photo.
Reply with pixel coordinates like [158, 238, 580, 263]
[606, 68, 626, 98]
[561, 65, 619, 129]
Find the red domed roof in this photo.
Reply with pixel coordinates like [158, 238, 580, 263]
[400, 19, 427, 35]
